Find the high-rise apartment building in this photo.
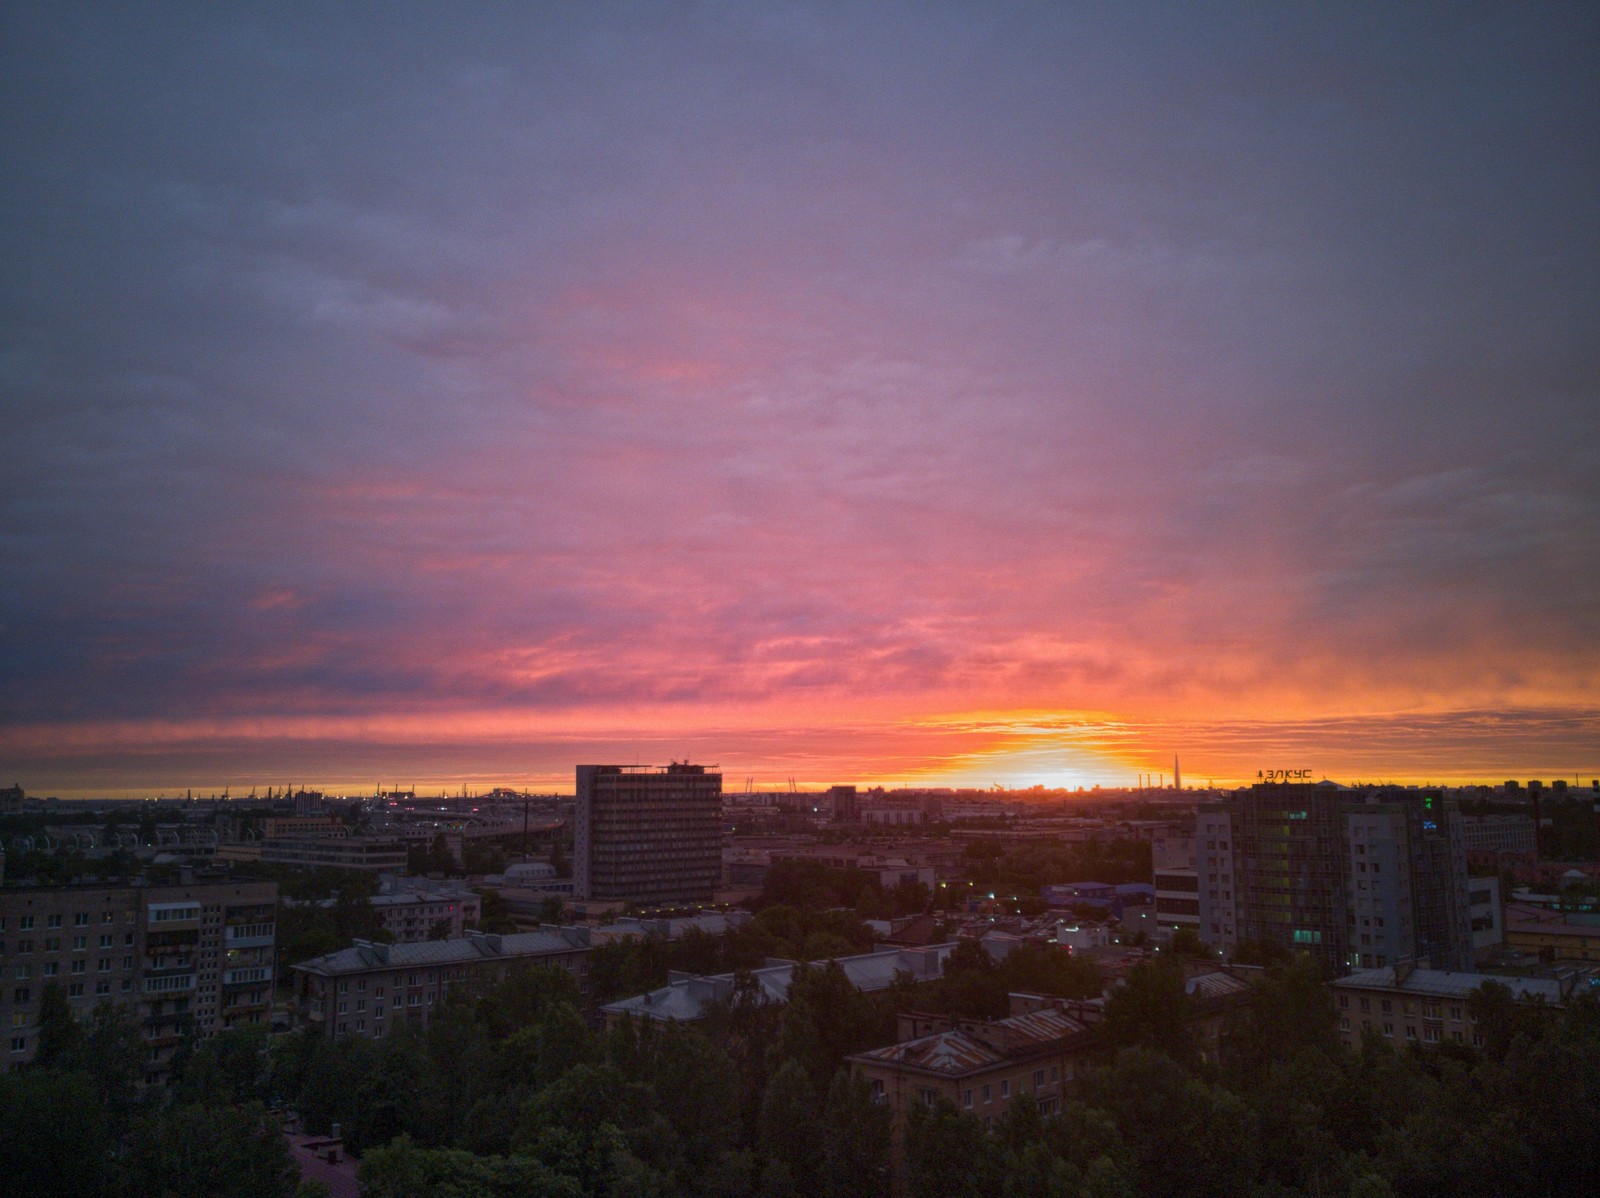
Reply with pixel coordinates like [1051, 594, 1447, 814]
[1196, 782, 1473, 973]
[1, 877, 276, 1080]
[574, 763, 722, 905]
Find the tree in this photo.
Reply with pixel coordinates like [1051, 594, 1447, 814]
[119, 1102, 298, 1198]
[1468, 979, 1546, 1061]
[1101, 961, 1196, 1063]
[758, 1059, 820, 1193]
[429, 833, 456, 876]
[1080, 1048, 1259, 1198]
[174, 1022, 271, 1107]
[359, 1136, 581, 1198]
[0, 1069, 113, 1196]
[1221, 955, 1338, 1086]
[817, 1069, 890, 1198]
[33, 982, 83, 1068]
[903, 1099, 1002, 1198]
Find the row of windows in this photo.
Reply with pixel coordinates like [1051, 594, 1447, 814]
[1, 911, 127, 933]
[10, 977, 131, 1005]
[1342, 1016, 1470, 1045]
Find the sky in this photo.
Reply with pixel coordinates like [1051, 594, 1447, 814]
[2, 2, 1597, 797]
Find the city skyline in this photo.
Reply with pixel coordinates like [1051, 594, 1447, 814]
[3, 5, 1596, 797]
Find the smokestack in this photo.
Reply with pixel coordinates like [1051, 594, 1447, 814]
[1174, 756, 1181, 791]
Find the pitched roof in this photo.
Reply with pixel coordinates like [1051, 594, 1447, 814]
[851, 1005, 1091, 1077]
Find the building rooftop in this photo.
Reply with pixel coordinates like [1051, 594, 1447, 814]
[601, 943, 956, 1023]
[1332, 965, 1563, 1004]
[293, 929, 586, 975]
[852, 1006, 1091, 1077]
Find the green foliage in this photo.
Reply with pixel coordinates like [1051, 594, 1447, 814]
[958, 838, 1153, 895]
[909, 940, 1103, 1021]
[119, 1102, 298, 1198]
[359, 1135, 581, 1198]
[17, 884, 1597, 1198]
[904, 1099, 1004, 1198]
[818, 1068, 891, 1198]
[756, 859, 930, 918]
[173, 1022, 272, 1107]
[1100, 960, 1197, 1063]
[475, 886, 522, 933]
[588, 909, 876, 1005]
[462, 838, 508, 875]
[274, 875, 389, 974]
[429, 833, 457, 875]
[0, 1069, 114, 1195]
[1221, 955, 1339, 1086]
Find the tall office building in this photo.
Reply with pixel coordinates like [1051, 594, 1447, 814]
[575, 763, 722, 905]
[1197, 782, 1473, 974]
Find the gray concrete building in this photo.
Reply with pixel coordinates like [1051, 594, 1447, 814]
[575, 763, 722, 905]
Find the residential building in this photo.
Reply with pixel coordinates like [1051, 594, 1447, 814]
[1469, 876, 1502, 961]
[1152, 824, 1199, 933]
[291, 928, 591, 1037]
[850, 1003, 1099, 1137]
[1, 877, 276, 1080]
[368, 879, 481, 942]
[852, 970, 1253, 1147]
[1330, 961, 1570, 1049]
[1197, 783, 1473, 973]
[1195, 806, 1239, 951]
[575, 763, 722, 904]
[600, 943, 956, 1026]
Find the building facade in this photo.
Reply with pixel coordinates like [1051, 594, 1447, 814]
[1330, 962, 1567, 1050]
[1152, 824, 1200, 933]
[1197, 783, 1473, 973]
[850, 1004, 1099, 1138]
[216, 835, 409, 872]
[1, 878, 276, 1080]
[575, 763, 722, 904]
[291, 929, 590, 1038]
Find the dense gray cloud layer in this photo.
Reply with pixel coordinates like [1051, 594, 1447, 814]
[2, 2, 1596, 787]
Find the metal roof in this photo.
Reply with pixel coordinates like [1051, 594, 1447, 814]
[601, 943, 957, 1023]
[852, 1005, 1091, 1076]
[1332, 966, 1562, 1003]
[293, 929, 584, 976]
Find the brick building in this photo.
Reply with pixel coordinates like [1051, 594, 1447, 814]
[1, 877, 276, 1081]
[291, 928, 590, 1037]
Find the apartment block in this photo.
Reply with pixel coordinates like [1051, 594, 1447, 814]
[1, 878, 276, 1080]
[291, 929, 591, 1038]
[1330, 961, 1568, 1049]
[575, 763, 722, 904]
